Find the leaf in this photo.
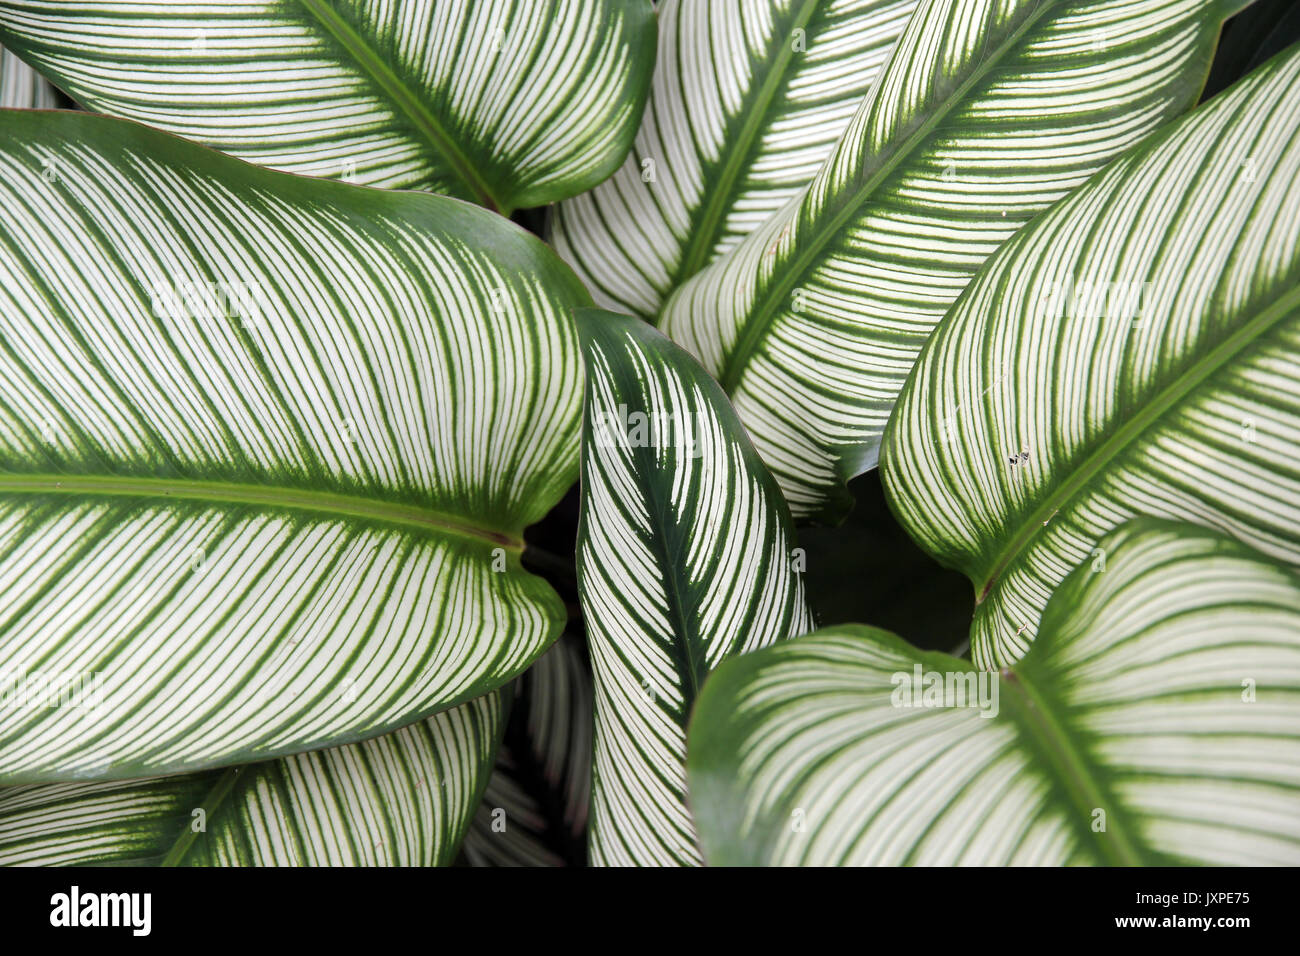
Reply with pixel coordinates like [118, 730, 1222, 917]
[688, 519, 1300, 866]
[659, 0, 1234, 521]
[461, 744, 566, 867]
[0, 110, 587, 783]
[460, 635, 592, 866]
[1203, 0, 1300, 100]
[0, 0, 656, 212]
[882, 42, 1300, 668]
[550, 0, 917, 318]
[0, 41, 53, 108]
[576, 308, 812, 865]
[0, 691, 504, 866]
[516, 631, 593, 840]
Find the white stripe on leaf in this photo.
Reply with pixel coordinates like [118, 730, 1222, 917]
[0, 42, 54, 107]
[550, 0, 916, 318]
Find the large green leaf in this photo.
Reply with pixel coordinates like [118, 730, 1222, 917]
[882, 42, 1300, 669]
[688, 519, 1300, 866]
[0, 41, 52, 107]
[0, 0, 656, 212]
[0, 110, 587, 783]
[660, 0, 1234, 521]
[576, 309, 811, 865]
[0, 691, 503, 865]
[550, 0, 917, 318]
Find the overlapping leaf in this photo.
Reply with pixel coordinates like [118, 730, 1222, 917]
[576, 309, 812, 865]
[0, 41, 52, 107]
[661, 0, 1232, 521]
[0, 0, 656, 211]
[551, 0, 917, 317]
[0, 692, 504, 865]
[883, 42, 1300, 667]
[689, 520, 1300, 865]
[0, 111, 587, 783]
[461, 635, 591, 866]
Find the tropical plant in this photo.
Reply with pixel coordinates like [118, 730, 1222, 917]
[0, 0, 1296, 869]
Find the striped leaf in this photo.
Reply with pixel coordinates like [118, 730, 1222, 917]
[688, 519, 1300, 866]
[576, 309, 812, 865]
[0, 110, 588, 783]
[550, 0, 917, 318]
[461, 744, 565, 867]
[0, 691, 504, 866]
[0, 41, 52, 107]
[660, 0, 1235, 521]
[461, 635, 592, 866]
[0, 0, 656, 212]
[882, 43, 1300, 669]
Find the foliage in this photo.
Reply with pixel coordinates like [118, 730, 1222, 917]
[0, 0, 1296, 867]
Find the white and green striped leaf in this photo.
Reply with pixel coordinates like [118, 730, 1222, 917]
[0, 691, 504, 866]
[660, 0, 1235, 521]
[882, 42, 1300, 669]
[688, 519, 1300, 866]
[461, 635, 592, 866]
[0, 0, 656, 212]
[550, 0, 917, 318]
[576, 309, 812, 865]
[0, 110, 588, 783]
[0, 41, 52, 107]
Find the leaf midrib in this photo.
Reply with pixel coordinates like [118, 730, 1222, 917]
[718, 2, 1057, 393]
[0, 473, 520, 548]
[673, 0, 823, 285]
[976, 280, 1300, 602]
[160, 765, 244, 867]
[633, 436, 705, 710]
[1000, 667, 1146, 865]
[297, 0, 507, 213]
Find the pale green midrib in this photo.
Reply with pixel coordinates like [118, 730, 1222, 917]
[160, 765, 244, 867]
[673, 0, 822, 284]
[297, 0, 507, 213]
[1000, 669, 1145, 866]
[0, 474, 521, 548]
[718, 3, 1065, 393]
[977, 280, 1300, 600]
